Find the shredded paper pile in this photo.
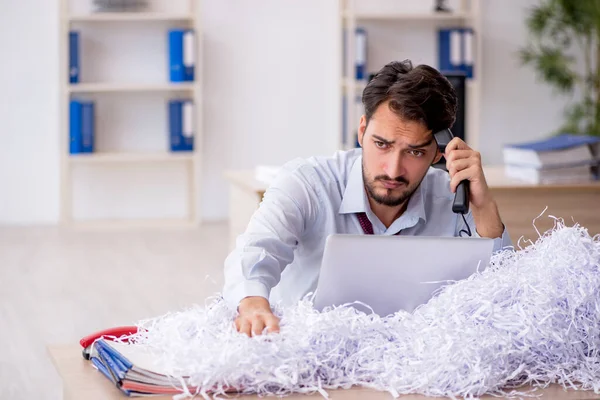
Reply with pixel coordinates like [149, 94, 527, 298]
[126, 218, 600, 399]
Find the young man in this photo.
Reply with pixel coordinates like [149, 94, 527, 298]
[223, 60, 512, 337]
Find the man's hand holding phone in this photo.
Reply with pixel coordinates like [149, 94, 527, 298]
[443, 137, 492, 210]
[443, 136, 505, 239]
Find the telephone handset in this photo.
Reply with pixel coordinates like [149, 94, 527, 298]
[433, 128, 470, 215]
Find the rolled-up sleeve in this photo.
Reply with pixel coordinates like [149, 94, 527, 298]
[456, 210, 514, 253]
[222, 161, 321, 311]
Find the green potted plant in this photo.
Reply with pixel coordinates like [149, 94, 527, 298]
[519, 0, 600, 138]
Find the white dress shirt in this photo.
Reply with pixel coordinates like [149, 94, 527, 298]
[223, 148, 513, 310]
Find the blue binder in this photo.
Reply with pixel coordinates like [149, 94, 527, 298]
[168, 99, 194, 152]
[438, 28, 463, 74]
[69, 100, 83, 154]
[168, 29, 195, 82]
[462, 28, 474, 79]
[169, 30, 185, 82]
[90, 340, 134, 395]
[438, 29, 450, 72]
[69, 31, 79, 84]
[355, 27, 367, 80]
[180, 99, 194, 151]
[86, 339, 196, 396]
[70, 100, 95, 154]
[81, 101, 95, 153]
[505, 133, 600, 152]
[183, 30, 195, 81]
[169, 100, 182, 149]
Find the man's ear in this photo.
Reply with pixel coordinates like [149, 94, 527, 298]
[358, 115, 367, 147]
[432, 148, 444, 165]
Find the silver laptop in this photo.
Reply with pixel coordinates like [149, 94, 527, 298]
[312, 234, 494, 316]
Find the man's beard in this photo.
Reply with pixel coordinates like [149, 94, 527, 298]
[363, 163, 421, 207]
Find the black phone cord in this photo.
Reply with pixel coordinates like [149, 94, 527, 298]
[459, 213, 472, 237]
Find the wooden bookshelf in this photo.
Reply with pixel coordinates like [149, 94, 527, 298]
[59, 0, 202, 228]
[68, 13, 194, 22]
[67, 82, 196, 93]
[68, 152, 195, 164]
[342, 11, 473, 21]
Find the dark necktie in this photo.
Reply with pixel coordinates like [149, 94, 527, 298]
[356, 212, 401, 235]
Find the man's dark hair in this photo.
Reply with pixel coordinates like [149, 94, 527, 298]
[362, 59, 457, 133]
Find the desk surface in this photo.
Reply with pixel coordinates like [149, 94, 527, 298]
[49, 344, 600, 400]
[224, 170, 271, 193]
[225, 166, 600, 194]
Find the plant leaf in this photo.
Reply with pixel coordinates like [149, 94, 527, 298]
[525, 3, 557, 38]
[531, 47, 577, 93]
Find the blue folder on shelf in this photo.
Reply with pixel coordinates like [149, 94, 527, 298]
[168, 99, 194, 152]
[69, 100, 83, 154]
[168, 29, 195, 82]
[355, 27, 367, 81]
[462, 28, 474, 79]
[69, 31, 80, 84]
[81, 101, 95, 153]
[438, 28, 474, 78]
[70, 99, 95, 154]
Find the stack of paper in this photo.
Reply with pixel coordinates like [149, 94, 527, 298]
[502, 134, 600, 184]
[89, 339, 203, 396]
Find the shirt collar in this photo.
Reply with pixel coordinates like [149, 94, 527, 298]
[338, 156, 369, 215]
[404, 177, 427, 224]
[338, 156, 428, 224]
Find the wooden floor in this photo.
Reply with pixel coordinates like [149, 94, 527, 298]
[0, 222, 230, 400]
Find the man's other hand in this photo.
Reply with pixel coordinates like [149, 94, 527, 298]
[235, 296, 280, 337]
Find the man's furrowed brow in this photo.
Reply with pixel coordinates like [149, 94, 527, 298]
[408, 138, 434, 149]
[372, 135, 394, 145]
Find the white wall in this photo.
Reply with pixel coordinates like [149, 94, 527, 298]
[201, 0, 340, 220]
[0, 0, 577, 224]
[0, 0, 60, 224]
[478, 0, 571, 165]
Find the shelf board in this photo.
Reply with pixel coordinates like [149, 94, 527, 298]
[343, 11, 473, 21]
[68, 13, 194, 22]
[68, 82, 196, 93]
[68, 152, 195, 164]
